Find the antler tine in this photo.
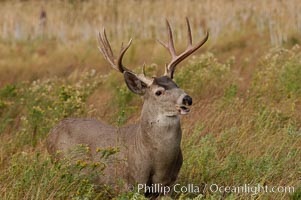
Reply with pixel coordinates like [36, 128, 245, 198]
[186, 17, 192, 46]
[157, 19, 177, 58]
[137, 63, 154, 86]
[158, 18, 209, 79]
[166, 20, 177, 58]
[142, 62, 146, 75]
[117, 39, 132, 73]
[98, 32, 116, 70]
[98, 29, 132, 73]
[102, 29, 115, 61]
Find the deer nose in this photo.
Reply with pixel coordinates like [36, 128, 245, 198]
[183, 95, 192, 106]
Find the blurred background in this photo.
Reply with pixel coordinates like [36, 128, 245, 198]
[0, 1, 300, 199]
[0, 0, 301, 84]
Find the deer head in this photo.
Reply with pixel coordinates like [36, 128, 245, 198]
[98, 18, 209, 117]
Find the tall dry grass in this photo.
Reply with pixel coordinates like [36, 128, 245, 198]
[0, 0, 300, 46]
[0, 0, 300, 86]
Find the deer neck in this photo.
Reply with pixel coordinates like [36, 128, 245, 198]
[138, 103, 182, 150]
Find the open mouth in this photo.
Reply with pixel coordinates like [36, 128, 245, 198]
[176, 105, 191, 115]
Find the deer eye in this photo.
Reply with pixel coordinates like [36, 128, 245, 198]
[155, 91, 162, 96]
[154, 87, 165, 96]
[155, 88, 165, 96]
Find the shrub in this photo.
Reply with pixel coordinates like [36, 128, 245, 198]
[0, 145, 115, 199]
[174, 53, 235, 98]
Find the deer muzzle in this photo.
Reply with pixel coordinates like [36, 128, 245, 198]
[176, 95, 192, 115]
[182, 95, 192, 106]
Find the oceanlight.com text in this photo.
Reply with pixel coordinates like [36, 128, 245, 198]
[209, 183, 295, 195]
[133, 183, 295, 196]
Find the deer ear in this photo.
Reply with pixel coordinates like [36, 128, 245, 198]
[124, 71, 147, 95]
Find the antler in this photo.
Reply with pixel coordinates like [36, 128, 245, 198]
[98, 29, 153, 85]
[157, 18, 209, 79]
[98, 28, 132, 73]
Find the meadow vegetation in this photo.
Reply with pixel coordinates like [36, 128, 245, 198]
[0, 0, 300, 199]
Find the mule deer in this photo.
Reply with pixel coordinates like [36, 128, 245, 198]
[46, 18, 208, 196]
